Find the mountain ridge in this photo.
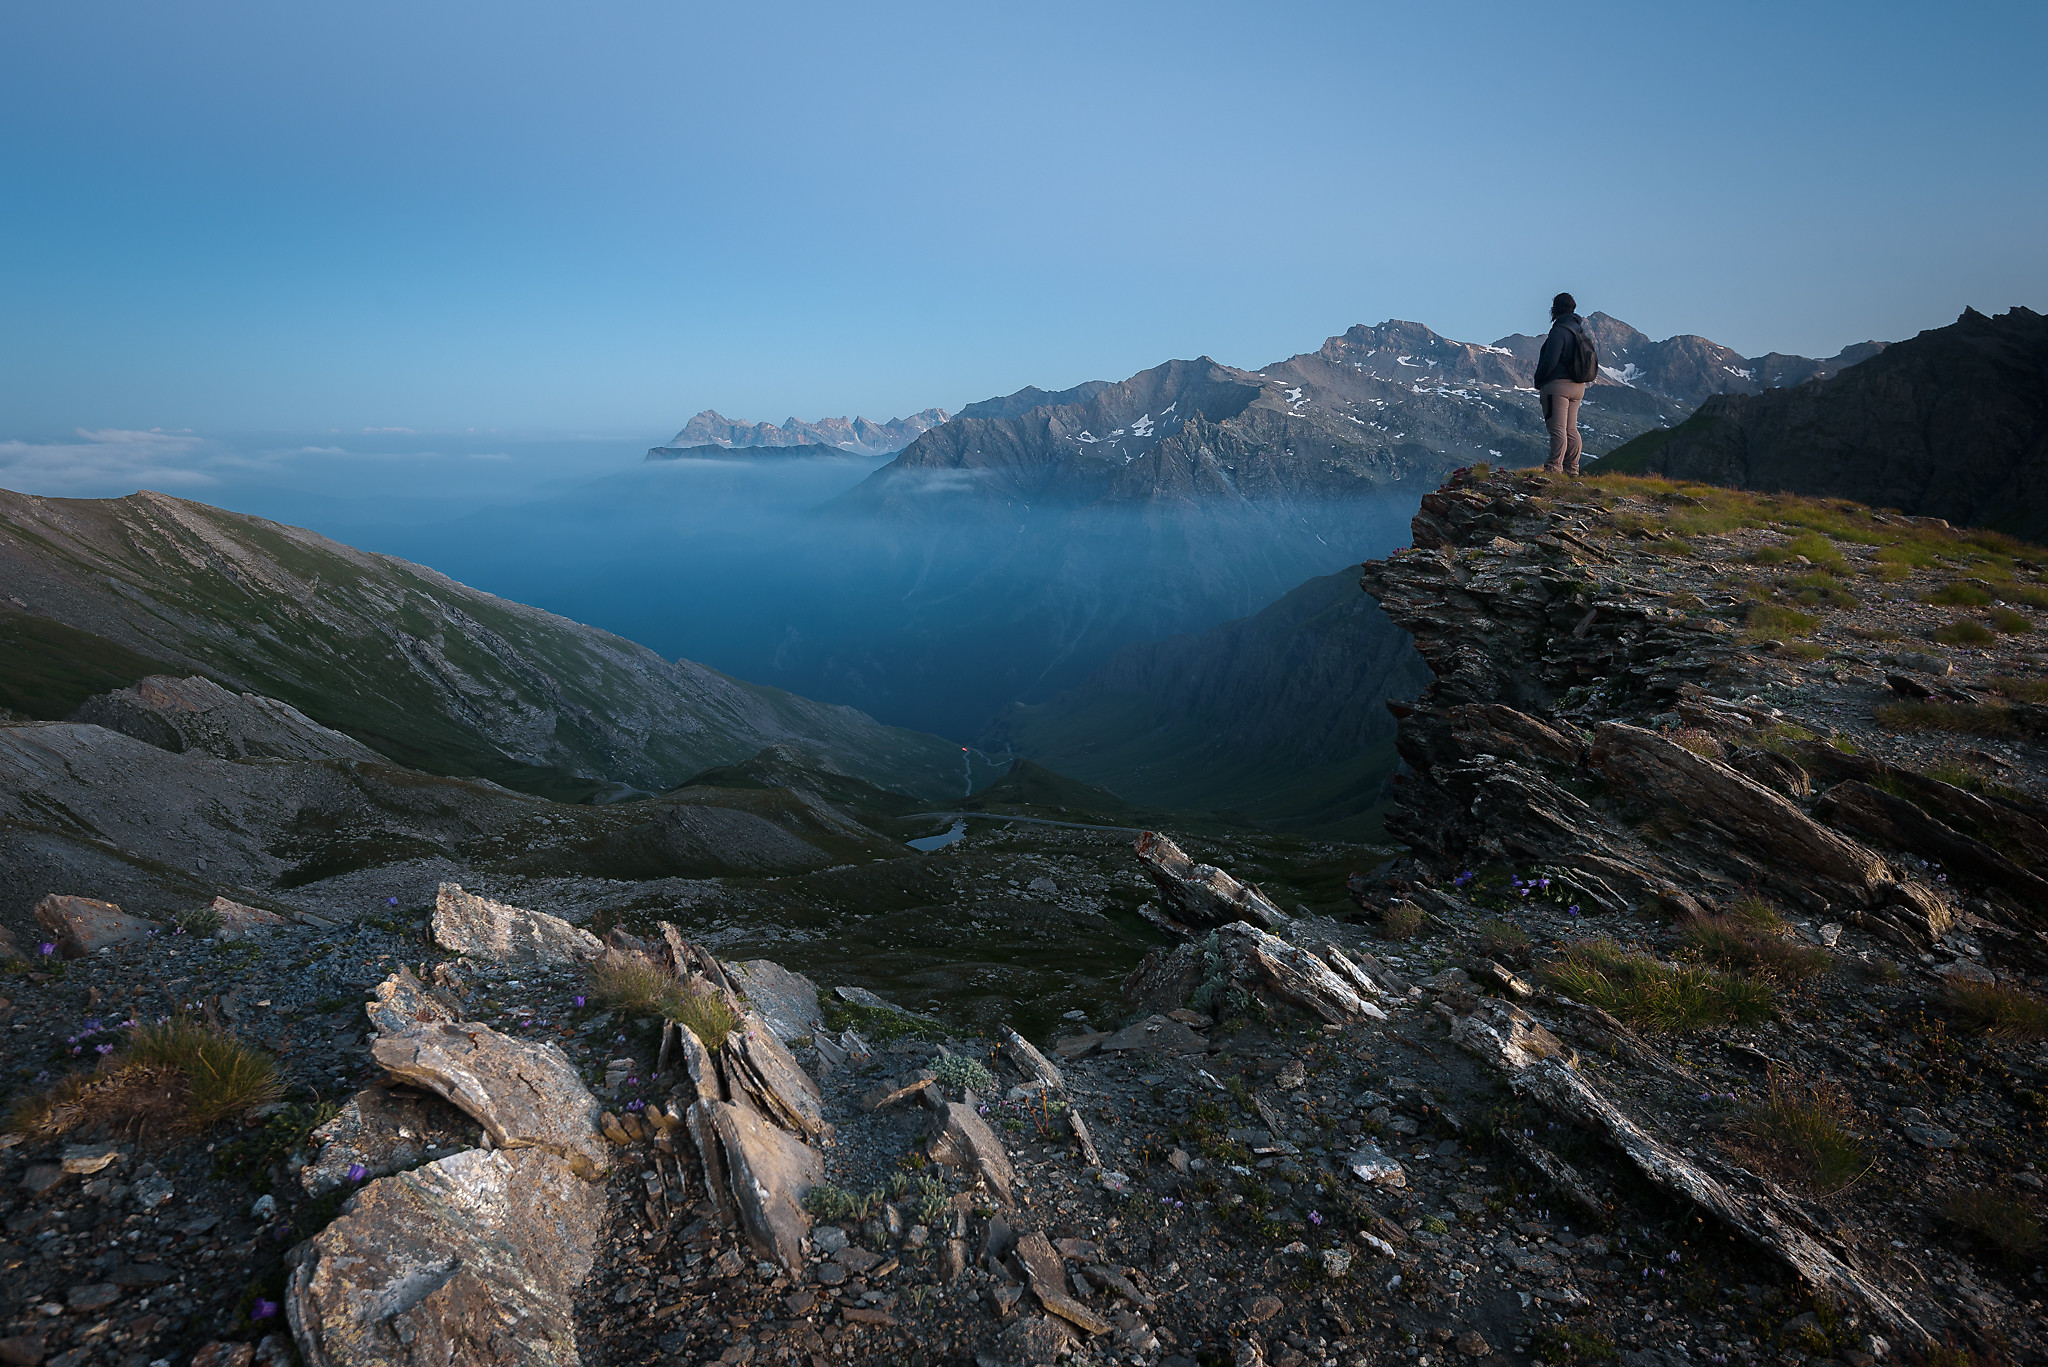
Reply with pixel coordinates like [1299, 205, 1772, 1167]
[1600, 305, 2047, 541]
[658, 406, 949, 457]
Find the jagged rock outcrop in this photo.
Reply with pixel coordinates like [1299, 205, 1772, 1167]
[1134, 831, 1289, 933]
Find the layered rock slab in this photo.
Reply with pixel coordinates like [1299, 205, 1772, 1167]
[34, 894, 157, 958]
[369, 1022, 607, 1172]
[287, 1147, 604, 1367]
[432, 883, 602, 967]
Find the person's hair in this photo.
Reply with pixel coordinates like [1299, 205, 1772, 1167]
[1551, 292, 1577, 320]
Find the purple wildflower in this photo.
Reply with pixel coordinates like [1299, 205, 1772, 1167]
[252, 1298, 279, 1321]
[95, 1043, 114, 1056]
[573, 995, 586, 1008]
[387, 897, 399, 906]
[348, 1163, 368, 1183]
[1308, 1210, 1323, 1227]
[39, 942, 56, 957]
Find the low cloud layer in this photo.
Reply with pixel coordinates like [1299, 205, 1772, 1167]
[0, 428, 220, 496]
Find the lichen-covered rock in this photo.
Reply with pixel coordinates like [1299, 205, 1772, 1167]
[33, 894, 156, 959]
[299, 1085, 450, 1197]
[286, 1147, 603, 1367]
[363, 964, 461, 1036]
[432, 884, 603, 966]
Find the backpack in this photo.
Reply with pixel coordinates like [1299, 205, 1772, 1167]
[1568, 323, 1600, 384]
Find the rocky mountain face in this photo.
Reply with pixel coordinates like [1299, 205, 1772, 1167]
[1492, 312, 1884, 408]
[982, 565, 1433, 836]
[1601, 305, 2048, 542]
[0, 488, 975, 801]
[654, 407, 950, 458]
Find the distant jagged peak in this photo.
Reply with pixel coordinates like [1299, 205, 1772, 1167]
[661, 406, 949, 457]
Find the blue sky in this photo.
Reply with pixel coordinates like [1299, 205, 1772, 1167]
[2, 0, 2043, 498]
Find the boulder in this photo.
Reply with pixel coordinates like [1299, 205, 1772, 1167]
[209, 897, 293, 941]
[369, 1019, 606, 1173]
[1214, 922, 1385, 1024]
[33, 894, 156, 959]
[1589, 723, 1892, 906]
[286, 1147, 603, 1367]
[928, 1101, 1015, 1205]
[1133, 831, 1289, 933]
[722, 1012, 828, 1140]
[431, 884, 602, 967]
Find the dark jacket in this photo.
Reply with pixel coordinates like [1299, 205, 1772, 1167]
[1534, 313, 1593, 390]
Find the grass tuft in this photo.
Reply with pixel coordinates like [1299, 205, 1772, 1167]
[1989, 607, 2033, 634]
[1940, 1188, 2043, 1265]
[1923, 581, 1994, 607]
[1987, 675, 2048, 703]
[1946, 980, 2048, 1039]
[1477, 917, 1533, 967]
[584, 953, 738, 1050]
[1728, 1075, 1870, 1194]
[1934, 619, 1996, 648]
[7, 1021, 280, 1138]
[1679, 912, 1831, 987]
[1538, 939, 1773, 1031]
[1670, 728, 1725, 759]
[1745, 603, 1819, 639]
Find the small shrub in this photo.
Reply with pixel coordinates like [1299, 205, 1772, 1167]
[1940, 1187, 2043, 1265]
[1934, 619, 1996, 647]
[803, 1182, 858, 1221]
[1989, 608, 2033, 634]
[1477, 918, 1532, 966]
[1786, 573, 1860, 610]
[2008, 585, 2048, 610]
[174, 904, 223, 937]
[1539, 939, 1773, 1031]
[1379, 903, 1425, 941]
[1846, 625, 1904, 642]
[1922, 581, 1994, 607]
[1947, 980, 2048, 1039]
[1729, 1075, 1869, 1194]
[1670, 728, 1725, 759]
[932, 1052, 997, 1092]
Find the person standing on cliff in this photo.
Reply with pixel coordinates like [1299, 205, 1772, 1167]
[1533, 292, 1600, 476]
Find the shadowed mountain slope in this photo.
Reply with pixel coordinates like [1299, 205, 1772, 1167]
[0, 487, 977, 801]
[1600, 306, 2048, 541]
[981, 564, 1433, 837]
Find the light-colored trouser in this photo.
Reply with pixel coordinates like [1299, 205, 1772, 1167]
[1542, 387, 1583, 474]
